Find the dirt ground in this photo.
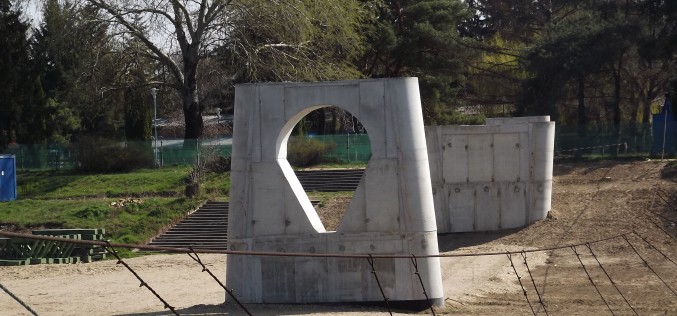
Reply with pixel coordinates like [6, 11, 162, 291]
[1, 160, 676, 315]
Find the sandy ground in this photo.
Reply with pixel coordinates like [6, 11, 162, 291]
[1, 160, 676, 315]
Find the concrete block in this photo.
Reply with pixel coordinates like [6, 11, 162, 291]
[259, 85, 286, 161]
[261, 257, 296, 303]
[448, 184, 474, 232]
[529, 180, 552, 223]
[365, 159, 400, 232]
[486, 116, 550, 125]
[493, 133, 521, 182]
[336, 177, 367, 233]
[442, 135, 468, 184]
[431, 183, 448, 232]
[359, 80, 387, 158]
[475, 183, 500, 231]
[468, 134, 494, 182]
[500, 182, 527, 229]
[251, 163, 286, 236]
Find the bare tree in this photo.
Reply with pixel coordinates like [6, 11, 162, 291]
[82, 0, 364, 141]
[83, 0, 232, 140]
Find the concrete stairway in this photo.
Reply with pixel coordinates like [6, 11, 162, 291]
[148, 201, 229, 250]
[295, 169, 365, 192]
[147, 169, 365, 250]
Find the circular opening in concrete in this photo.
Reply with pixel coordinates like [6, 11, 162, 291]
[284, 106, 371, 231]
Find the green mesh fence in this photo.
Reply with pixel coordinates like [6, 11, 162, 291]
[554, 123, 655, 157]
[1, 124, 667, 170]
[301, 134, 371, 163]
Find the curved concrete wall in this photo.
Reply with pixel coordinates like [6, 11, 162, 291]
[426, 117, 555, 233]
[227, 78, 443, 305]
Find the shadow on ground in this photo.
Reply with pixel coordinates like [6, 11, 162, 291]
[114, 302, 410, 316]
[437, 229, 521, 253]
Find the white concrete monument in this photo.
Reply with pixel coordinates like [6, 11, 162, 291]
[227, 78, 443, 306]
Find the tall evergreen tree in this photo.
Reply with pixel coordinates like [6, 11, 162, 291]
[0, 1, 30, 149]
[360, 0, 473, 124]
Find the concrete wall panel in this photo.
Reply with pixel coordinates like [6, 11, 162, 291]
[500, 182, 527, 229]
[359, 80, 387, 158]
[493, 133, 521, 182]
[251, 163, 286, 236]
[475, 183, 500, 231]
[336, 176, 367, 233]
[365, 159, 400, 232]
[442, 135, 468, 184]
[467, 134, 494, 182]
[259, 86, 286, 161]
[448, 184, 474, 232]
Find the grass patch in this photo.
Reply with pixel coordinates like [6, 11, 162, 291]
[0, 197, 202, 244]
[17, 166, 192, 199]
[2, 166, 230, 246]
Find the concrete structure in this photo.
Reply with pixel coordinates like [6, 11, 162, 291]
[426, 116, 555, 233]
[227, 78, 443, 306]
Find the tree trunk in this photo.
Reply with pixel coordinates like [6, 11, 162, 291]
[182, 88, 203, 140]
[612, 54, 624, 155]
[577, 75, 587, 137]
[181, 48, 203, 142]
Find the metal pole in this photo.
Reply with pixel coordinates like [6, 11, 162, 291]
[662, 104, 668, 160]
[151, 88, 159, 167]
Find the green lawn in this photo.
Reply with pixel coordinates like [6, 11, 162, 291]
[0, 167, 230, 245]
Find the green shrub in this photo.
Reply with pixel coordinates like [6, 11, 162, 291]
[74, 136, 154, 172]
[74, 205, 109, 219]
[287, 137, 335, 167]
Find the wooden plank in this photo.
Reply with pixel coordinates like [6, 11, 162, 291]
[33, 228, 104, 235]
[0, 259, 29, 266]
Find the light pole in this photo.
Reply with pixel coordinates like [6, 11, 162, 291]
[150, 88, 159, 167]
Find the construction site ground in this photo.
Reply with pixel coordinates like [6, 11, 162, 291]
[1, 159, 676, 315]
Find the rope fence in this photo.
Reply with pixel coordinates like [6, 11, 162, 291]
[1, 186, 676, 315]
[1, 228, 675, 315]
[585, 242, 639, 316]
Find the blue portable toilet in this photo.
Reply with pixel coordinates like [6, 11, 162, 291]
[652, 96, 676, 156]
[0, 155, 17, 201]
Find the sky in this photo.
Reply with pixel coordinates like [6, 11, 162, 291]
[16, 0, 42, 27]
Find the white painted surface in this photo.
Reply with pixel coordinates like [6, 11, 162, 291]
[427, 117, 555, 233]
[228, 78, 443, 305]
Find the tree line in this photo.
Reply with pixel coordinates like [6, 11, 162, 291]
[0, 0, 675, 149]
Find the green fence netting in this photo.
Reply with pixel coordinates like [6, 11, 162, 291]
[2, 123, 671, 170]
[554, 123, 655, 157]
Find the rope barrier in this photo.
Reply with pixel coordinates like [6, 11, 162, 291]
[585, 243, 639, 316]
[632, 231, 677, 267]
[187, 248, 252, 316]
[0, 231, 631, 259]
[521, 251, 549, 316]
[410, 254, 436, 315]
[654, 188, 677, 212]
[366, 254, 392, 315]
[656, 187, 677, 210]
[104, 242, 178, 315]
[571, 246, 615, 315]
[622, 235, 677, 297]
[507, 253, 537, 316]
[0, 282, 40, 316]
[646, 215, 677, 242]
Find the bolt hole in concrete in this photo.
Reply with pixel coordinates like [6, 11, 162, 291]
[287, 106, 370, 231]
